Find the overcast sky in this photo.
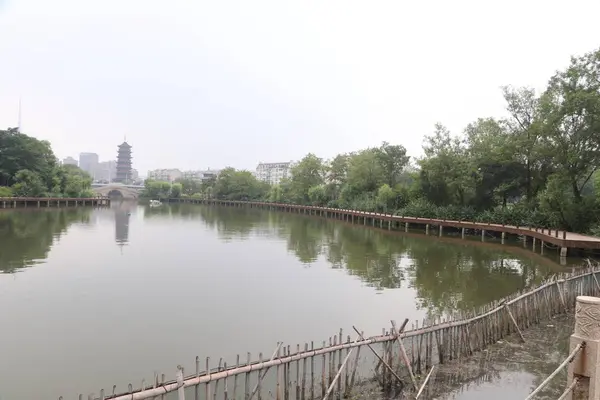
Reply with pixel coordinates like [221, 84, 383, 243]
[1, 0, 599, 175]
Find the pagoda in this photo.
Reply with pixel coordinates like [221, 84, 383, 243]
[114, 140, 132, 183]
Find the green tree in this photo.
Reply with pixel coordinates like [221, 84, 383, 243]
[0, 128, 58, 189]
[419, 123, 479, 206]
[374, 141, 410, 187]
[289, 154, 325, 202]
[11, 169, 46, 197]
[171, 182, 183, 198]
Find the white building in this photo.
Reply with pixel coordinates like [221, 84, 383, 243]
[147, 168, 182, 182]
[79, 152, 99, 177]
[182, 169, 220, 183]
[96, 160, 117, 183]
[62, 156, 78, 166]
[255, 162, 292, 185]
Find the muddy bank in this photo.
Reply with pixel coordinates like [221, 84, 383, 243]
[348, 313, 574, 400]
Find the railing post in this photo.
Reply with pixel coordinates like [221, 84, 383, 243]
[567, 295, 600, 399]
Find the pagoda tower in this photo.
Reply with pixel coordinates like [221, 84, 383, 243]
[114, 140, 132, 183]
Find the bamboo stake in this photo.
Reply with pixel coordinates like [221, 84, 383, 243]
[322, 335, 361, 400]
[504, 304, 525, 343]
[255, 354, 260, 400]
[310, 342, 315, 400]
[245, 353, 251, 400]
[234, 355, 240, 400]
[249, 343, 283, 400]
[177, 366, 185, 400]
[195, 357, 200, 400]
[277, 347, 282, 400]
[415, 366, 435, 399]
[302, 344, 308, 400]
[344, 336, 350, 396]
[345, 333, 362, 397]
[206, 358, 211, 400]
[556, 279, 567, 312]
[215, 358, 223, 400]
[224, 363, 229, 400]
[352, 326, 404, 386]
[321, 341, 326, 399]
[592, 270, 600, 293]
[286, 345, 291, 400]
[390, 319, 417, 390]
[296, 344, 300, 400]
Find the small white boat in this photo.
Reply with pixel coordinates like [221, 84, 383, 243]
[149, 200, 162, 207]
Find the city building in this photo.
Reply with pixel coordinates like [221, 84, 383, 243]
[114, 141, 133, 183]
[255, 162, 292, 185]
[130, 169, 139, 181]
[79, 152, 99, 177]
[182, 169, 221, 183]
[96, 160, 117, 183]
[147, 168, 182, 182]
[62, 156, 78, 166]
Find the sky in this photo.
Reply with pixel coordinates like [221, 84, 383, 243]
[1, 0, 599, 176]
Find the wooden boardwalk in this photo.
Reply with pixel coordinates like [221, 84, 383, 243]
[164, 199, 600, 254]
[0, 196, 111, 208]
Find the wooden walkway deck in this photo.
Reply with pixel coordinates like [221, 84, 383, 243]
[164, 199, 600, 254]
[0, 196, 111, 208]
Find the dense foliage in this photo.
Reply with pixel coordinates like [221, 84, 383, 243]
[148, 48, 600, 233]
[0, 128, 94, 197]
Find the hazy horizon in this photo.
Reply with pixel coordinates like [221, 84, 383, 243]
[1, 0, 599, 174]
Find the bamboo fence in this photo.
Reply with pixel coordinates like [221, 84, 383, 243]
[66, 264, 600, 400]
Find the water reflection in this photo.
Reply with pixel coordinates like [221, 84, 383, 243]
[113, 201, 134, 250]
[145, 204, 568, 316]
[0, 208, 92, 273]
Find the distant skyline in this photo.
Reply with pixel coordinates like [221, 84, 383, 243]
[1, 0, 600, 174]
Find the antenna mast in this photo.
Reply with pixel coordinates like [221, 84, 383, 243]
[18, 98, 22, 132]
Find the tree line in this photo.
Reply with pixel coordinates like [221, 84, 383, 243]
[0, 128, 94, 198]
[146, 47, 600, 234]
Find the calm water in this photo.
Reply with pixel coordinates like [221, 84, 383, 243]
[0, 202, 577, 399]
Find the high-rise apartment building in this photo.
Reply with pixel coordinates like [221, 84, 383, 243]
[255, 162, 292, 185]
[79, 152, 99, 177]
[96, 160, 117, 183]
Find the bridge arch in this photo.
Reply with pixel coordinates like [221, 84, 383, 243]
[92, 185, 140, 199]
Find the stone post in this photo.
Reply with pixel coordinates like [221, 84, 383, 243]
[567, 295, 600, 399]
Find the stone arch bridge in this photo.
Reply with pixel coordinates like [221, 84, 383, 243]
[91, 184, 143, 199]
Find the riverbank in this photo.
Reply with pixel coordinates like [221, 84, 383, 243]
[0, 196, 110, 208]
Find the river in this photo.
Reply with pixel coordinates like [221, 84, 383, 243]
[0, 202, 580, 399]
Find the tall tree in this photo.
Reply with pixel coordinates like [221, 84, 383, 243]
[289, 154, 325, 202]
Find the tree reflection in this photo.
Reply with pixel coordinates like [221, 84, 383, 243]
[151, 204, 566, 314]
[0, 209, 91, 273]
